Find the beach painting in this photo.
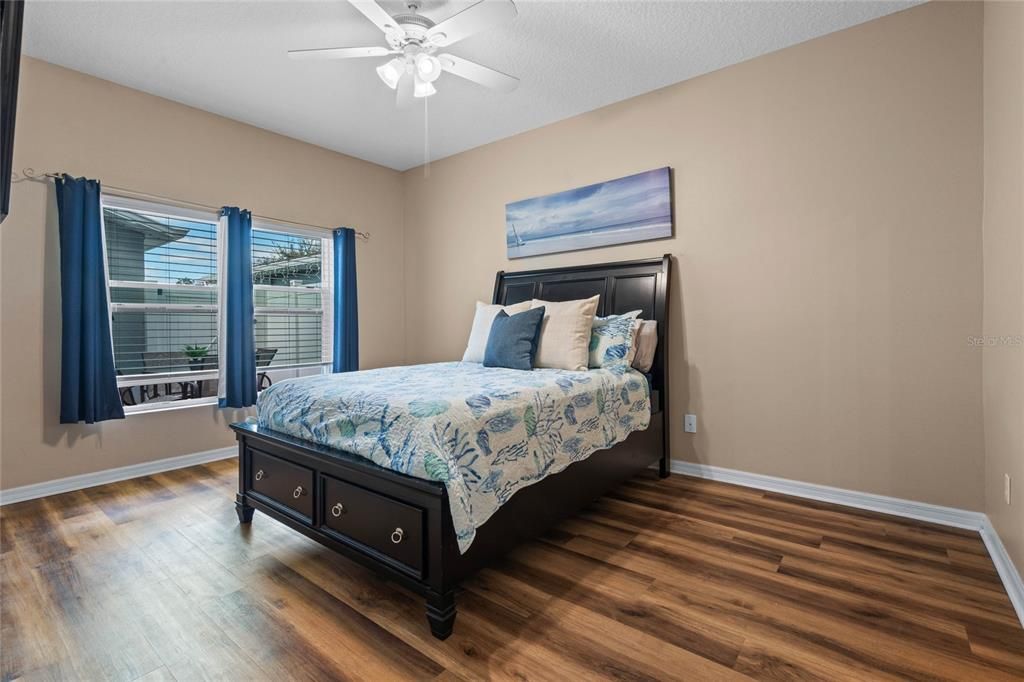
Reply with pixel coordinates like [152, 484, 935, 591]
[505, 167, 672, 259]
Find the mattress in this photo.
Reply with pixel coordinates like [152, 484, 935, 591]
[256, 361, 652, 552]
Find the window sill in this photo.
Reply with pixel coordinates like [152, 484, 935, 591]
[123, 396, 221, 416]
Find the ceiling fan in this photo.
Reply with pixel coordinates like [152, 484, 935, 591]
[289, 0, 519, 108]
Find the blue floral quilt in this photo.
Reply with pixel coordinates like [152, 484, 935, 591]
[256, 362, 651, 553]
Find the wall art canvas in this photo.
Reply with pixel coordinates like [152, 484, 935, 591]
[505, 167, 672, 259]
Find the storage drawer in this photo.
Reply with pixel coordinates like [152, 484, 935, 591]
[320, 475, 424, 574]
[249, 449, 314, 521]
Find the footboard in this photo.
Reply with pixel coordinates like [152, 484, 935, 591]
[232, 422, 459, 638]
[231, 413, 662, 639]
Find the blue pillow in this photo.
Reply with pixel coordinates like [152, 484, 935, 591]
[483, 306, 546, 370]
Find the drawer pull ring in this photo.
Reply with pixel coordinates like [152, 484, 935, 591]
[293, 486, 304, 499]
[391, 528, 404, 544]
[331, 503, 345, 517]
[255, 469, 264, 481]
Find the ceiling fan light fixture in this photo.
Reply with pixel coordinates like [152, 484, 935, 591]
[414, 53, 441, 83]
[292, 0, 520, 107]
[413, 77, 437, 98]
[376, 58, 404, 89]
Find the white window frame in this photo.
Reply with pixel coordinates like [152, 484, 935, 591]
[102, 194, 222, 413]
[251, 218, 334, 376]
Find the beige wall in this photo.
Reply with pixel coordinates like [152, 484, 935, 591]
[2, 2, 1006, 527]
[982, 2, 1024, 571]
[0, 58, 405, 490]
[403, 2, 987, 510]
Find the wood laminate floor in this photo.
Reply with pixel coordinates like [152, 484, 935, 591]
[2, 459, 1022, 681]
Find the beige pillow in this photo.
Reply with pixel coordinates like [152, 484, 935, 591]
[631, 320, 659, 373]
[530, 295, 600, 370]
[462, 300, 532, 363]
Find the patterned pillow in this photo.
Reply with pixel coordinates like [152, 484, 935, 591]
[589, 310, 642, 371]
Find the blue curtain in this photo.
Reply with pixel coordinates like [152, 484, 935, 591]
[218, 207, 257, 408]
[55, 175, 125, 423]
[333, 227, 359, 372]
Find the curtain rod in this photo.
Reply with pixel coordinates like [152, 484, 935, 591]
[12, 168, 370, 241]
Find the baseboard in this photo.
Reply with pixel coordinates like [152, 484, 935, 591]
[672, 460, 1024, 627]
[0, 446, 236, 506]
[979, 516, 1024, 627]
[672, 461, 986, 529]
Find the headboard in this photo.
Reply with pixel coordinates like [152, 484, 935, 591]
[492, 255, 672, 410]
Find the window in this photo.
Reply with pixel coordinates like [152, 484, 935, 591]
[102, 196, 333, 413]
[252, 223, 333, 378]
[104, 196, 221, 411]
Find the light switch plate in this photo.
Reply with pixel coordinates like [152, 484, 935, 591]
[684, 414, 697, 433]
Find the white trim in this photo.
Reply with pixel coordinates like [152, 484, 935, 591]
[111, 302, 218, 313]
[671, 461, 984, 529]
[111, 280, 217, 292]
[980, 516, 1024, 627]
[671, 460, 1024, 626]
[101, 192, 220, 225]
[254, 306, 323, 316]
[251, 217, 331, 240]
[98, 202, 116, 361]
[255, 283, 323, 293]
[216, 213, 229, 403]
[123, 395, 220, 415]
[118, 369, 219, 386]
[322, 234, 335, 367]
[0, 446, 235, 506]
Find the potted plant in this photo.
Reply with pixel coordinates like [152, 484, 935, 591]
[183, 344, 210, 370]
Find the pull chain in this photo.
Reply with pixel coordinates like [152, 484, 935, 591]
[423, 95, 431, 178]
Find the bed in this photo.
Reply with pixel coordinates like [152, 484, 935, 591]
[230, 255, 672, 639]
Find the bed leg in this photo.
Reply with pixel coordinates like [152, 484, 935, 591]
[426, 591, 457, 640]
[235, 494, 255, 524]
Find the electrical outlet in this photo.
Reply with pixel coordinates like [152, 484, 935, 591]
[1006, 474, 1012, 505]
[684, 414, 697, 433]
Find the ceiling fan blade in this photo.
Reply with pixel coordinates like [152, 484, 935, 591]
[439, 54, 519, 93]
[288, 46, 393, 60]
[347, 0, 403, 36]
[396, 72, 414, 109]
[426, 0, 517, 48]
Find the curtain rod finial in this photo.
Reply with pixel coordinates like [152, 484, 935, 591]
[13, 167, 61, 183]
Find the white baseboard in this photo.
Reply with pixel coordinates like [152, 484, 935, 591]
[979, 516, 1024, 628]
[0, 446, 236, 506]
[672, 460, 1024, 627]
[671, 461, 985, 529]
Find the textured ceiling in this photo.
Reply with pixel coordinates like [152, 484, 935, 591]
[23, 0, 921, 170]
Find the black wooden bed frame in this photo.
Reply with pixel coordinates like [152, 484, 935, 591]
[231, 255, 672, 639]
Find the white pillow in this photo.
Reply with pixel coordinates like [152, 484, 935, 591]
[631, 320, 659, 373]
[462, 300, 532, 363]
[530, 295, 600, 371]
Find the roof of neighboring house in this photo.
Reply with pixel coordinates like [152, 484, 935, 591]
[104, 208, 188, 250]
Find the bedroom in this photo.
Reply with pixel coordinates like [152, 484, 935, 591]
[0, 0, 1022, 678]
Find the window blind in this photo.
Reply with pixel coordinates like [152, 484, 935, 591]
[252, 227, 332, 370]
[103, 200, 221, 399]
